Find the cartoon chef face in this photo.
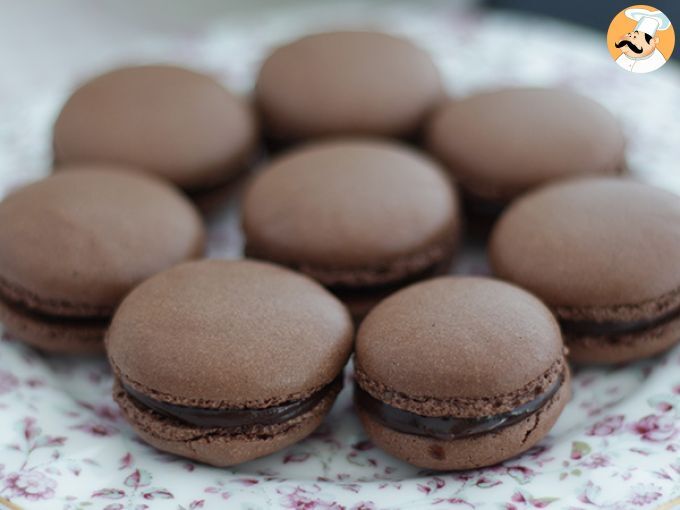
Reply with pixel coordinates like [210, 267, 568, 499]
[615, 29, 659, 58]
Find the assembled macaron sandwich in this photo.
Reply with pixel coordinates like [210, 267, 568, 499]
[106, 259, 353, 466]
[0, 166, 204, 353]
[242, 138, 461, 318]
[490, 177, 680, 364]
[354, 276, 570, 470]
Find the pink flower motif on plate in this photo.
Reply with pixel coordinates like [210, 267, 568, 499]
[580, 453, 611, 469]
[71, 421, 119, 437]
[586, 415, 625, 436]
[350, 502, 377, 510]
[279, 486, 344, 510]
[3, 470, 57, 501]
[630, 414, 676, 442]
[628, 483, 662, 505]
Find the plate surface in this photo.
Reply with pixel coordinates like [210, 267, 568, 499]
[1, 2, 680, 509]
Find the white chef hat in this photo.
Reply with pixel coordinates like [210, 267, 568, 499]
[625, 8, 671, 37]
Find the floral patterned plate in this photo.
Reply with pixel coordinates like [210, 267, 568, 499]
[1, 2, 680, 509]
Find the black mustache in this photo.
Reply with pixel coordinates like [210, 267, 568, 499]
[615, 39, 643, 53]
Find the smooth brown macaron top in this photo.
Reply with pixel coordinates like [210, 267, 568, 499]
[106, 259, 354, 407]
[426, 88, 625, 203]
[242, 139, 459, 277]
[490, 178, 680, 321]
[256, 31, 443, 141]
[356, 276, 563, 407]
[0, 166, 205, 317]
[53, 65, 258, 190]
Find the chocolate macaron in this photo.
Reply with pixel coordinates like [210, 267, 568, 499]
[426, 88, 625, 214]
[107, 259, 353, 466]
[0, 167, 204, 353]
[256, 31, 442, 143]
[242, 139, 460, 318]
[355, 276, 570, 470]
[53, 65, 258, 197]
[490, 177, 680, 364]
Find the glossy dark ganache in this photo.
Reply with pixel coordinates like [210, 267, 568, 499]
[354, 375, 563, 440]
[560, 306, 680, 337]
[0, 292, 109, 328]
[123, 375, 343, 428]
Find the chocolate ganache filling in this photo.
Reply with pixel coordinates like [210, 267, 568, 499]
[355, 375, 563, 440]
[0, 293, 109, 328]
[123, 374, 343, 428]
[560, 306, 680, 337]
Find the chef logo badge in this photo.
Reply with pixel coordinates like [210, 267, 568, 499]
[607, 5, 674, 73]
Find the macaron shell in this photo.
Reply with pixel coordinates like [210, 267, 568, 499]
[107, 259, 353, 406]
[53, 65, 257, 189]
[489, 178, 680, 311]
[114, 377, 339, 467]
[0, 167, 205, 315]
[0, 298, 105, 354]
[356, 276, 563, 400]
[566, 312, 680, 364]
[242, 139, 459, 270]
[256, 31, 442, 140]
[357, 370, 570, 470]
[426, 88, 625, 202]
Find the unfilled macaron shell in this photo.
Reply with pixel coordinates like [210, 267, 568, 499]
[426, 88, 625, 203]
[106, 259, 354, 406]
[0, 166, 205, 316]
[242, 139, 460, 282]
[53, 65, 258, 190]
[256, 31, 442, 141]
